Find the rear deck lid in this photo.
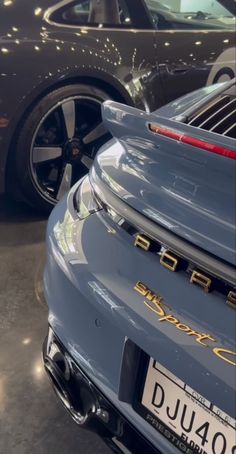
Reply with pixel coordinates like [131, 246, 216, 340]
[92, 89, 236, 266]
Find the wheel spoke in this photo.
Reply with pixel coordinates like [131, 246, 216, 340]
[30, 95, 108, 205]
[81, 155, 94, 170]
[32, 146, 62, 163]
[57, 163, 72, 200]
[62, 100, 76, 140]
[83, 121, 107, 145]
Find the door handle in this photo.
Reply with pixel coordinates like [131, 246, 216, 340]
[169, 65, 192, 75]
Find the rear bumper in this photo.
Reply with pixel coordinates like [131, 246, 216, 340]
[43, 186, 236, 453]
[43, 327, 159, 454]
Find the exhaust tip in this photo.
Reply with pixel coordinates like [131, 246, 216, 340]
[47, 341, 71, 380]
[43, 337, 98, 425]
[44, 358, 72, 411]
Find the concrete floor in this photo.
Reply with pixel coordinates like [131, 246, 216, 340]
[0, 195, 111, 454]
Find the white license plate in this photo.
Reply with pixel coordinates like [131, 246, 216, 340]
[141, 359, 236, 454]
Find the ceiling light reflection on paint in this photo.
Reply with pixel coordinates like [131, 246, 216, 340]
[1, 48, 9, 54]
[12, 26, 18, 32]
[195, 41, 202, 46]
[4, 0, 13, 5]
[34, 7, 43, 16]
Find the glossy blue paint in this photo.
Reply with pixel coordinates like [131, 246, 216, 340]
[95, 84, 236, 265]
[44, 83, 236, 452]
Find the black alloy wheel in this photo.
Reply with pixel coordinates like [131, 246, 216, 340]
[12, 84, 112, 212]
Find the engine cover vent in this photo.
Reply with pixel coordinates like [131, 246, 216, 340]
[188, 95, 236, 139]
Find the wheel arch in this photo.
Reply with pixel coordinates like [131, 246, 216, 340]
[4, 72, 134, 193]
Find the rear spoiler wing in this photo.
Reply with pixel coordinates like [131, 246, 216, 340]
[102, 79, 236, 160]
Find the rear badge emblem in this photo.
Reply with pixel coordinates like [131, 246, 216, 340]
[134, 234, 235, 309]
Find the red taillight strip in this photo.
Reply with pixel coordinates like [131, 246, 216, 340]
[149, 124, 236, 160]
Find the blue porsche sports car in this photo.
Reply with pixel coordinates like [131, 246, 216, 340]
[43, 79, 236, 454]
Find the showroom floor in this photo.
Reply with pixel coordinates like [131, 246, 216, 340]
[0, 195, 111, 454]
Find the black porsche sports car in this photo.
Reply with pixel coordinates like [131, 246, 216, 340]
[0, 0, 235, 210]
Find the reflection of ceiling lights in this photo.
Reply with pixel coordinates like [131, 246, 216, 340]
[4, 0, 13, 5]
[12, 26, 18, 32]
[1, 48, 9, 54]
[34, 7, 42, 16]
[22, 338, 31, 345]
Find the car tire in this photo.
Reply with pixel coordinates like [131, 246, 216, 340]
[11, 84, 112, 212]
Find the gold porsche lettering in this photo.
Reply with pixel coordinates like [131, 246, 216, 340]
[134, 282, 235, 366]
[160, 250, 178, 272]
[134, 235, 235, 308]
[134, 235, 150, 251]
[190, 271, 212, 293]
[227, 291, 236, 309]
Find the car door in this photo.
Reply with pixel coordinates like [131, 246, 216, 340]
[142, 0, 236, 103]
[44, 0, 163, 112]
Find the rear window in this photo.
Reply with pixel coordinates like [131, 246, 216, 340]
[50, 0, 132, 28]
[144, 0, 236, 29]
